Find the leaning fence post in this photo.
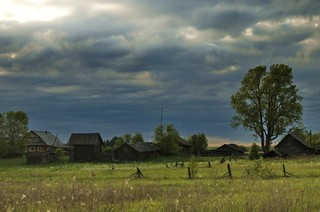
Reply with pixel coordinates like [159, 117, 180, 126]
[208, 161, 211, 168]
[227, 163, 232, 179]
[137, 167, 144, 177]
[188, 167, 192, 179]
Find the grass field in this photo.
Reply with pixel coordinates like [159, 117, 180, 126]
[1, 156, 320, 211]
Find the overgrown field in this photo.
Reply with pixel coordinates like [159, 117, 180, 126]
[1, 156, 320, 211]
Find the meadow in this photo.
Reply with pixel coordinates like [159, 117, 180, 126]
[1, 156, 320, 211]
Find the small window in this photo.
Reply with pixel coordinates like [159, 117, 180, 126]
[29, 147, 35, 152]
[37, 147, 42, 152]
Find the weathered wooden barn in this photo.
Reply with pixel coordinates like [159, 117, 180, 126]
[207, 144, 246, 156]
[264, 133, 316, 158]
[113, 142, 159, 161]
[177, 136, 192, 156]
[26, 130, 66, 164]
[68, 133, 103, 162]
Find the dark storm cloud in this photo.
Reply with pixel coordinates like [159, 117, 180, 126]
[0, 0, 319, 142]
[192, 7, 257, 33]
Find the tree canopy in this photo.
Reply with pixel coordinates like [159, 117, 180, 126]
[132, 132, 144, 144]
[0, 111, 29, 157]
[231, 64, 303, 153]
[154, 124, 180, 155]
[188, 133, 208, 155]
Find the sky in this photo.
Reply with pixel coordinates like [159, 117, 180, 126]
[0, 0, 319, 144]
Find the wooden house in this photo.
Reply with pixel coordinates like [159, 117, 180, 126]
[208, 144, 246, 156]
[68, 133, 103, 162]
[113, 142, 159, 161]
[26, 130, 66, 164]
[177, 136, 192, 156]
[264, 133, 316, 158]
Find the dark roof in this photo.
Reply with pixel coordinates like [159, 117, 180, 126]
[130, 142, 160, 152]
[263, 149, 285, 158]
[275, 133, 310, 148]
[30, 130, 65, 148]
[177, 136, 191, 147]
[68, 133, 103, 145]
[216, 144, 245, 152]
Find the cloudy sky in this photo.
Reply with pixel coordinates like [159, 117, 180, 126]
[0, 0, 319, 144]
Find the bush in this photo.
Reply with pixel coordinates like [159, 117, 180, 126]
[54, 148, 65, 161]
[249, 143, 260, 160]
[243, 159, 276, 179]
[188, 155, 198, 178]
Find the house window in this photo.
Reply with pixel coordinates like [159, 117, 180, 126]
[29, 147, 35, 152]
[37, 147, 42, 152]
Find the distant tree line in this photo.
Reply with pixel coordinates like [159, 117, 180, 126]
[103, 124, 208, 156]
[104, 132, 145, 153]
[153, 124, 208, 155]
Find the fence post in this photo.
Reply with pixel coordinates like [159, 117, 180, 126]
[227, 163, 232, 179]
[208, 161, 211, 168]
[188, 167, 192, 179]
[283, 164, 286, 177]
[137, 167, 144, 177]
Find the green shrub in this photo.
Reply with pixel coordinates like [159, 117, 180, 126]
[188, 155, 198, 178]
[249, 143, 260, 160]
[243, 159, 276, 179]
[54, 148, 65, 161]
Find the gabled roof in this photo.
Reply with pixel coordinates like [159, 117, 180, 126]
[216, 144, 245, 152]
[30, 130, 65, 148]
[275, 133, 310, 148]
[177, 136, 191, 147]
[68, 133, 103, 145]
[130, 142, 160, 152]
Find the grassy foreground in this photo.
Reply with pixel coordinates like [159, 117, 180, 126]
[1, 157, 320, 211]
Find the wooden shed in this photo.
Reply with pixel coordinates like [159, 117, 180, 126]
[68, 133, 103, 162]
[26, 130, 66, 164]
[265, 133, 316, 157]
[113, 142, 159, 161]
[177, 136, 192, 156]
[208, 144, 246, 156]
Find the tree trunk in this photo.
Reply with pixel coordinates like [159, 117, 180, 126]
[260, 135, 266, 154]
[264, 135, 272, 153]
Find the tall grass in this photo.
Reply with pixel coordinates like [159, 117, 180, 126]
[1, 157, 320, 211]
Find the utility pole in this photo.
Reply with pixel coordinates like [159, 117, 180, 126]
[160, 108, 163, 126]
[309, 130, 312, 146]
[197, 132, 200, 157]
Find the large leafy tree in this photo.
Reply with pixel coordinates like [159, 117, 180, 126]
[0, 111, 29, 157]
[188, 133, 208, 155]
[231, 64, 303, 153]
[154, 124, 180, 155]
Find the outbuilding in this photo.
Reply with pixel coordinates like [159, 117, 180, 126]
[26, 130, 66, 164]
[177, 136, 192, 156]
[113, 142, 159, 161]
[208, 144, 246, 156]
[68, 133, 103, 162]
[264, 133, 316, 158]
